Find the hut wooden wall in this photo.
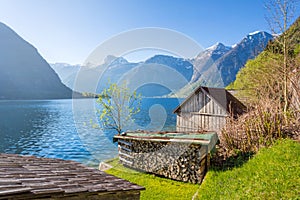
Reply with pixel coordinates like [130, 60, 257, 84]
[176, 90, 227, 132]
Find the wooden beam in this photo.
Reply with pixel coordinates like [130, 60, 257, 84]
[119, 157, 133, 165]
[118, 139, 132, 146]
[180, 112, 228, 117]
[119, 151, 133, 159]
[118, 145, 132, 152]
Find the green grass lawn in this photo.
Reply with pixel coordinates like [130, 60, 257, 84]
[198, 139, 300, 199]
[105, 159, 200, 200]
[106, 139, 300, 200]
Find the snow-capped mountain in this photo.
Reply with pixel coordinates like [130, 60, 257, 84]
[51, 55, 193, 97]
[104, 55, 129, 66]
[206, 42, 232, 53]
[193, 31, 274, 87]
[191, 42, 232, 83]
[51, 58, 137, 92]
[51, 31, 273, 97]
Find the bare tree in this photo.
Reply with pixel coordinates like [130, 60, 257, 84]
[265, 0, 297, 115]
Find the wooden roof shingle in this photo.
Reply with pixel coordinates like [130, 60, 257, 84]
[0, 153, 144, 199]
[173, 86, 246, 117]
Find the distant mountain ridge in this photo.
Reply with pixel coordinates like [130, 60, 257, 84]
[192, 31, 274, 87]
[51, 31, 273, 97]
[51, 55, 193, 97]
[0, 21, 273, 99]
[219, 31, 274, 86]
[0, 22, 75, 100]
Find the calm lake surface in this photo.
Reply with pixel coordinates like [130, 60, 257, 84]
[0, 98, 181, 167]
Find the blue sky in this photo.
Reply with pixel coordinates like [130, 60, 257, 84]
[0, 0, 299, 64]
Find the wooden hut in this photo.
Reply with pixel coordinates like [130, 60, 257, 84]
[173, 86, 246, 133]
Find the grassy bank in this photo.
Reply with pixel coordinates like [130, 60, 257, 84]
[198, 139, 300, 199]
[106, 139, 300, 200]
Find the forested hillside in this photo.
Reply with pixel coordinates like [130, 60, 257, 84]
[221, 16, 300, 155]
[229, 17, 300, 103]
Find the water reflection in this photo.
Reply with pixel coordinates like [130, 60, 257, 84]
[0, 98, 180, 167]
[0, 100, 103, 166]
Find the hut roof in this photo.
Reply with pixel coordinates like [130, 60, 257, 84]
[0, 153, 144, 199]
[114, 131, 219, 152]
[173, 86, 246, 116]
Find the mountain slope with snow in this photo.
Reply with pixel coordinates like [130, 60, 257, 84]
[51, 55, 193, 97]
[193, 31, 274, 87]
[191, 42, 232, 83]
[51, 31, 273, 97]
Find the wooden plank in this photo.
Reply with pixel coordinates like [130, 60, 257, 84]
[190, 112, 228, 117]
[0, 153, 144, 197]
[119, 157, 133, 166]
[0, 185, 25, 190]
[199, 145, 208, 156]
[21, 182, 57, 189]
[64, 187, 88, 194]
[118, 139, 132, 146]
[18, 178, 46, 182]
[0, 179, 21, 185]
[31, 188, 64, 195]
[118, 145, 132, 152]
[0, 187, 31, 196]
[119, 151, 133, 159]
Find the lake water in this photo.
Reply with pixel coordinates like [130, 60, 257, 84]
[0, 98, 181, 167]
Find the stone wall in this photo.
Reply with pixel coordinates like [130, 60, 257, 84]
[117, 139, 209, 184]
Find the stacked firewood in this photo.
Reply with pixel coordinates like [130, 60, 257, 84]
[118, 139, 209, 184]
